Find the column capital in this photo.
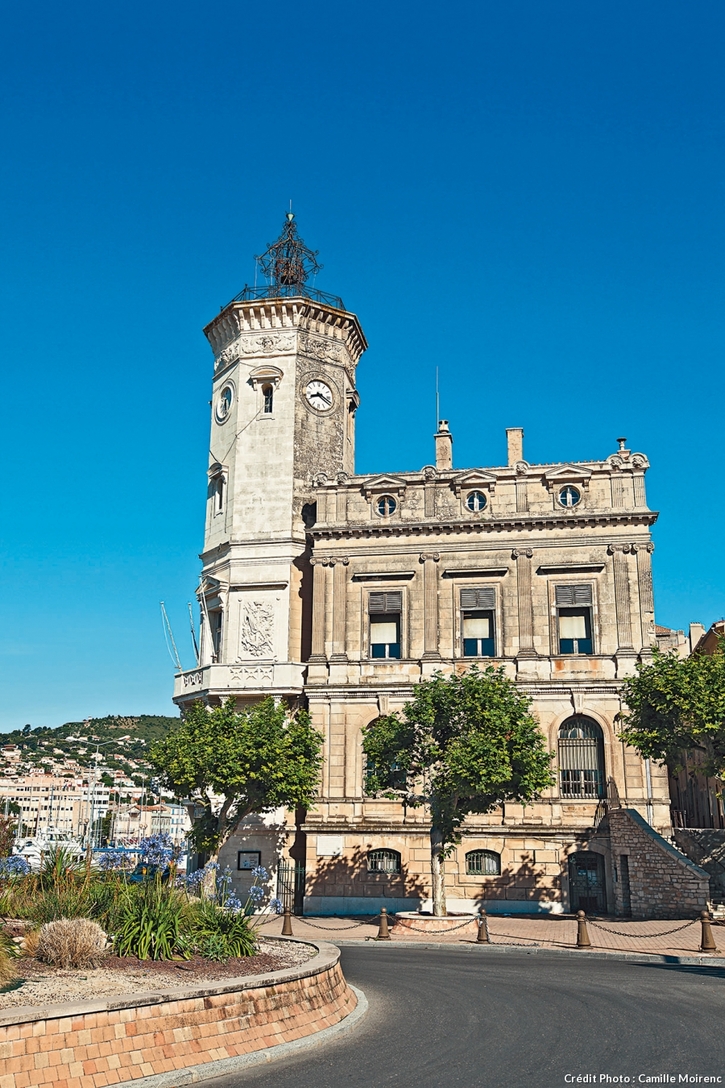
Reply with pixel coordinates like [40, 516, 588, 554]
[512, 548, 533, 560]
[629, 542, 654, 554]
[419, 551, 440, 563]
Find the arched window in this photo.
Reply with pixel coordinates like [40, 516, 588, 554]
[214, 474, 225, 514]
[262, 384, 274, 414]
[465, 849, 501, 876]
[558, 716, 604, 798]
[367, 849, 401, 874]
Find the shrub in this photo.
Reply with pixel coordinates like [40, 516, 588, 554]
[184, 899, 256, 961]
[0, 928, 19, 986]
[36, 918, 108, 969]
[113, 881, 188, 961]
[20, 928, 40, 958]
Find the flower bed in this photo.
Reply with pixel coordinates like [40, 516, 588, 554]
[0, 939, 356, 1088]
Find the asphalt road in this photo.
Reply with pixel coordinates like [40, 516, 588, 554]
[205, 945, 725, 1088]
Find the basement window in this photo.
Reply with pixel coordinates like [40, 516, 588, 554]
[367, 849, 401, 874]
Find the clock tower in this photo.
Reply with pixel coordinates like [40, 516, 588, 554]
[175, 214, 367, 709]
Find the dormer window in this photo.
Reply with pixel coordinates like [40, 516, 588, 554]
[558, 486, 581, 508]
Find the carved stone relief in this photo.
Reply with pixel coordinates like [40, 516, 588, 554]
[239, 600, 275, 659]
[298, 330, 345, 365]
[228, 665, 274, 685]
[215, 333, 296, 371]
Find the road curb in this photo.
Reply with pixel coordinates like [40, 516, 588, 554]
[113, 984, 368, 1087]
[332, 939, 725, 968]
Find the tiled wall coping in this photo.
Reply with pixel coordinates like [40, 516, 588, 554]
[0, 938, 331, 1028]
[0, 939, 357, 1088]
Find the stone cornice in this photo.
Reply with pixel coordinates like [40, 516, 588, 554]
[309, 509, 658, 541]
[204, 298, 367, 367]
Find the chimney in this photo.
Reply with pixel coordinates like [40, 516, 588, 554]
[435, 420, 453, 470]
[506, 427, 524, 466]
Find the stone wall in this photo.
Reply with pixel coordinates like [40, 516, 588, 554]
[602, 808, 710, 919]
[0, 941, 354, 1088]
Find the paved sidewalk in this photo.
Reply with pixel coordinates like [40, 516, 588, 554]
[256, 911, 724, 959]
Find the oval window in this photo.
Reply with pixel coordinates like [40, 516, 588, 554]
[466, 490, 487, 512]
[558, 485, 581, 508]
[377, 495, 397, 517]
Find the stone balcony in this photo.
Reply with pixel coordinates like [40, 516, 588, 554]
[173, 662, 306, 705]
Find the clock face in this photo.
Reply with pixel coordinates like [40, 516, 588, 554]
[305, 379, 333, 411]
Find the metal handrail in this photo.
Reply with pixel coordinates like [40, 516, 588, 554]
[225, 283, 346, 311]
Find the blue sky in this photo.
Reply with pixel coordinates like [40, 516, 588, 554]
[1, 1, 723, 730]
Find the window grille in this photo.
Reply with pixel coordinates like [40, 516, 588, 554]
[465, 849, 501, 876]
[558, 717, 604, 798]
[367, 849, 401, 873]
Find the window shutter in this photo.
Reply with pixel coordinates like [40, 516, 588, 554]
[369, 591, 402, 614]
[460, 587, 495, 610]
[555, 584, 593, 607]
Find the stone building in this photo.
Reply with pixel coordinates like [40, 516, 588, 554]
[174, 214, 705, 918]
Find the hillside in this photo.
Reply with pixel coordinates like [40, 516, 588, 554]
[0, 715, 181, 787]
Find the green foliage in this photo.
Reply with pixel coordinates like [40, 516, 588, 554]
[184, 899, 256, 961]
[620, 641, 725, 778]
[363, 666, 555, 849]
[0, 814, 17, 857]
[113, 880, 189, 961]
[151, 698, 323, 854]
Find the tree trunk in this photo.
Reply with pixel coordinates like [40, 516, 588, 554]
[201, 852, 218, 900]
[430, 825, 447, 916]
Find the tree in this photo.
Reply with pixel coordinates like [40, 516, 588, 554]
[620, 641, 725, 778]
[151, 697, 323, 868]
[362, 666, 554, 916]
[0, 804, 20, 856]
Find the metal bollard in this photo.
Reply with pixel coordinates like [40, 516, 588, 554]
[376, 906, 391, 940]
[476, 909, 490, 944]
[281, 907, 294, 937]
[699, 910, 718, 953]
[576, 910, 591, 949]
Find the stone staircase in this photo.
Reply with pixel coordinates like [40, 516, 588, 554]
[673, 829, 725, 918]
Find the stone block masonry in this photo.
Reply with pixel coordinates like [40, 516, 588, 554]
[602, 808, 710, 920]
[0, 941, 355, 1088]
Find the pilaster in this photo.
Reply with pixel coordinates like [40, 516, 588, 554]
[513, 548, 537, 658]
[633, 542, 655, 651]
[419, 552, 440, 660]
[330, 557, 350, 662]
[310, 557, 326, 661]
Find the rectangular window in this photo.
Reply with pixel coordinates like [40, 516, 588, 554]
[555, 585, 593, 655]
[461, 588, 496, 657]
[369, 591, 402, 659]
[210, 610, 223, 660]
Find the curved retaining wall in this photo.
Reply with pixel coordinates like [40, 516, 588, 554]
[0, 940, 355, 1088]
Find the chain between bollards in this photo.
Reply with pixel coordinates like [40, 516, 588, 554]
[699, 910, 718, 953]
[376, 906, 391, 940]
[281, 907, 294, 937]
[476, 909, 490, 943]
[576, 910, 591, 949]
